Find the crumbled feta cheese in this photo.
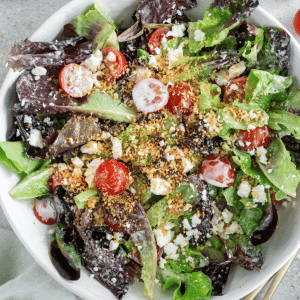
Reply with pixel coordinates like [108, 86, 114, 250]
[215, 69, 229, 86]
[24, 115, 32, 124]
[31, 66, 47, 76]
[267, 169, 273, 173]
[230, 83, 238, 91]
[237, 181, 251, 198]
[182, 218, 192, 230]
[256, 146, 268, 165]
[174, 234, 189, 248]
[228, 61, 246, 79]
[222, 209, 233, 224]
[194, 29, 206, 42]
[81, 141, 99, 154]
[154, 47, 161, 55]
[252, 185, 267, 205]
[248, 124, 256, 130]
[225, 221, 244, 235]
[153, 228, 174, 248]
[168, 42, 185, 67]
[84, 158, 103, 188]
[132, 67, 152, 82]
[106, 51, 116, 62]
[82, 49, 103, 72]
[238, 140, 245, 147]
[28, 129, 44, 148]
[148, 55, 158, 68]
[166, 24, 186, 38]
[150, 178, 171, 195]
[111, 137, 123, 159]
[182, 157, 194, 174]
[159, 258, 167, 269]
[164, 242, 178, 258]
[71, 157, 84, 168]
[191, 214, 201, 227]
[186, 229, 199, 238]
[109, 240, 119, 251]
[186, 256, 195, 264]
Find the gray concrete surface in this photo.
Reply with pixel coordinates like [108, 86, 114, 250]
[0, 1, 300, 300]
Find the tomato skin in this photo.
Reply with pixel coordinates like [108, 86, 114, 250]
[33, 197, 58, 225]
[148, 27, 172, 55]
[166, 83, 196, 116]
[294, 9, 300, 36]
[102, 47, 127, 79]
[237, 125, 271, 151]
[270, 188, 285, 204]
[51, 173, 69, 191]
[95, 159, 130, 195]
[105, 213, 126, 233]
[198, 156, 235, 188]
[59, 63, 93, 98]
[223, 77, 248, 104]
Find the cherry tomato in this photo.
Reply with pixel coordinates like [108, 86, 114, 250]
[270, 188, 285, 204]
[95, 159, 129, 195]
[59, 63, 93, 98]
[237, 125, 271, 151]
[33, 197, 58, 225]
[51, 173, 70, 191]
[166, 83, 196, 116]
[294, 9, 300, 36]
[105, 213, 126, 233]
[223, 77, 248, 103]
[132, 78, 169, 113]
[198, 156, 235, 188]
[148, 27, 172, 55]
[102, 47, 127, 79]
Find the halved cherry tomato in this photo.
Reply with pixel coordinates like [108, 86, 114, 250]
[148, 27, 172, 55]
[59, 63, 93, 98]
[33, 197, 58, 225]
[105, 213, 126, 233]
[198, 156, 235, 188]
[270, 188, 285, 204]
[294, 9, 300, 36]
[237, 125, 271, 151]
[102, 47, 127, 79]
[51, 173, 70, 191]
[166, 83, 196, 116]
[95, 159, 129, 195]
[132, 78, 169, 113]
[223, 77, 248, 103]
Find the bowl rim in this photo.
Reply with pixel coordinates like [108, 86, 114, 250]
[0, 1, 300, 300]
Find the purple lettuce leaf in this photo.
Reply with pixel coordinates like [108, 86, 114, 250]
[6, 40, 92, 71]
[200, 263, 232, 296]
[250, 202, 278, 246]
[235, 242, 263, 270]
[14, 71, 71, 115]
[104, 191, 157, 299]
[59, 24, 80, 41]
[74, 209, 129, 299]
[48, 116, 101, 158]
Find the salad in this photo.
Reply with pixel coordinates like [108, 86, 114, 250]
[1, 0, 300, 299]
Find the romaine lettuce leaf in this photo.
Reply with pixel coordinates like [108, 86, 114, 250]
[281, 86, 300, 114]
[268, 110, 300, 139]
[9, 168, 54, 200]
[245, 69, 293, 111]
[188, 0, 259, 53]
[198, 83, 221, 110]
[256, 137, 300, 197]
[0, 141, 45, 174]
[71, 4, 119, 50]
[239, 207, 263, 236]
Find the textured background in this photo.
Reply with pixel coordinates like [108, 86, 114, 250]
[0, 0, 300, 299]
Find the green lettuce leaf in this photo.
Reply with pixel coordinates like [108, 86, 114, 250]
[239, 207, 263, 236]
[161, 267, 213, 300]
[71, 4, 119, 50]
[245, 69, 293, 111]
[0, 141, 45, 174]
[71, 91, 138, 123]
[268, 110, 300, 139]
[231, 148, 286, 200]
[9, 168, 54, 200]
[256, 137, 300, 197]
[281, 86, 300, 112]
[198, 82, 221, 110]
[238, 28, 264, 67]
[74, 189, 98, 209]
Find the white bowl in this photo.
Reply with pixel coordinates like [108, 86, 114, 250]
[0, 1, 300, 299]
